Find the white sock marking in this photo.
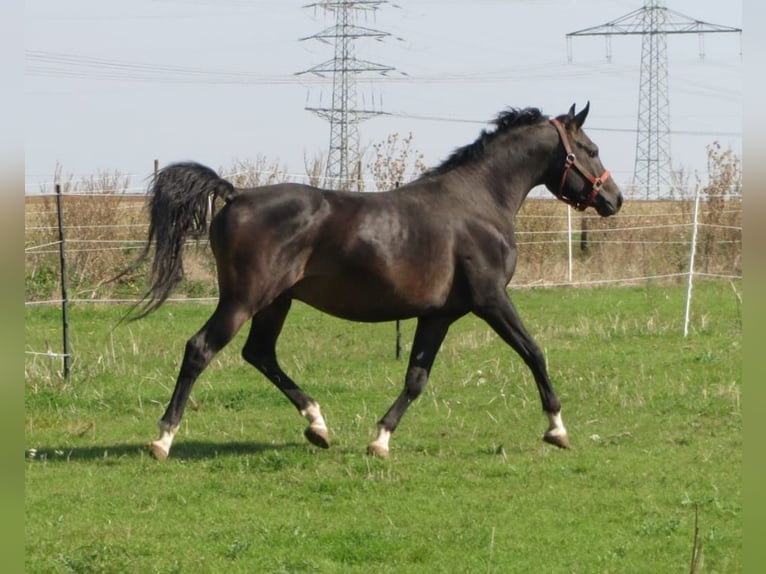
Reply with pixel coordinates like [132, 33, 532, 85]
[152, 421, 178, 455]
[545, 411, 567, 438]
[369, 425, 392, 452]
[300, 403, 327, 431]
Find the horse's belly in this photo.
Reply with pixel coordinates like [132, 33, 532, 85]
[290, 275, 448, 322]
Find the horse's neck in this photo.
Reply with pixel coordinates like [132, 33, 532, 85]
[487, 146, 552, 217]
[420, 124, 556, 215]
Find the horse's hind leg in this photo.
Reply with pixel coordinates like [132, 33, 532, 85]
[150, 300, 251, 460]
[368, 315, 455, 458]
[241, 295, 330, 449]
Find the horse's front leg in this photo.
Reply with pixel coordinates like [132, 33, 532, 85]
[474, 290, 570, 449]
[368, 315, 455, 458]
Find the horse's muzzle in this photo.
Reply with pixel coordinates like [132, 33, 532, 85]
[595, 187, 623, 216]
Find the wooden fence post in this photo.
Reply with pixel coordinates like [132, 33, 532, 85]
[55, 184, 71, 379]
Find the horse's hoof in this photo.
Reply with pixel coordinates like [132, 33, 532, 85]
[148, 441, 169, 461]
[366, 443, 390, 458]
[304, 426, 330, 449]
[543, 432, 571, 449]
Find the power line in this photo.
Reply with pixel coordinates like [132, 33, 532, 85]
[27, 49, 740, 91]
[25, 49, 321, 85]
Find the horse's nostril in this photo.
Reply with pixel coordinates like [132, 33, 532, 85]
[617, 194, 623, 209]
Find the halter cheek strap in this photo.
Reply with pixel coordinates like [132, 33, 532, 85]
[549, 118, 611, 211]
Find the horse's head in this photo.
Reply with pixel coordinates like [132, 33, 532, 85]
[546, 103, 623, 216]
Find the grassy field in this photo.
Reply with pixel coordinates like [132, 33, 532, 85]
[25, 281, 741, 573]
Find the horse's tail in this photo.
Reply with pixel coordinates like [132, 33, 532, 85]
[120, 162, 235, 320]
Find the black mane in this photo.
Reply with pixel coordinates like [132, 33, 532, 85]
[423, 107, 546, 177]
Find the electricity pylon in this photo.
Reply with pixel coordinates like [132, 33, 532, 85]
[298, 0, 394, 190]
[567, 1, 741, 199]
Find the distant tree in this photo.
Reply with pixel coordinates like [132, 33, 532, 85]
[222, 156, 288, 188]
[303, 152, 327, 189]
[697, 142, 742, 274]
[368, 132, 427, 191]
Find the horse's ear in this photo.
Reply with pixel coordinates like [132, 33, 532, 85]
[567, 104, 576, 120]
[573, 101, 590, 129]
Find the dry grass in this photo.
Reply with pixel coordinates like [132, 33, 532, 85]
[512, 194, 741, 286]
[25, 173, 148, 301]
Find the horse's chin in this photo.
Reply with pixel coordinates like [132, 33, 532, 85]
[595, 202, 618, 217]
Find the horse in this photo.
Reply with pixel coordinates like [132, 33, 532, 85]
[124, 103, 622, 460]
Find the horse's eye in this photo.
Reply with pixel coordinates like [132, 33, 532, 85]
[588, 149, 598, 159]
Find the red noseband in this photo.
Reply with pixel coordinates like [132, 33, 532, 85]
[549, 118, 611, 211]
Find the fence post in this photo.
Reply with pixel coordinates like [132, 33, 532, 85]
[683, 183, 702, 337]
[55, 184, 71, 379]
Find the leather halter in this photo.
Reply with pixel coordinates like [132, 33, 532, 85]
[549, 118, 611, 211]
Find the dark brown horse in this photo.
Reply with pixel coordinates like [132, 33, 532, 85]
[126, 103, 622, 460]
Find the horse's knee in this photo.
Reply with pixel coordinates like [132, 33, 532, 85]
[404, 366, 429, 400]
[527, 344, 546, 369]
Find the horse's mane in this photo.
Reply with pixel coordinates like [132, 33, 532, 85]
[422, 107, 547, 177]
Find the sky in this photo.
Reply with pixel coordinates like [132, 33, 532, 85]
[24, 0, 743, 195]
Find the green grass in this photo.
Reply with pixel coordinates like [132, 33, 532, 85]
[25, 281, 742, 573]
